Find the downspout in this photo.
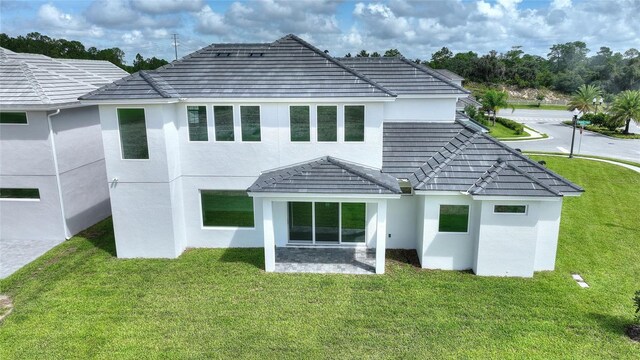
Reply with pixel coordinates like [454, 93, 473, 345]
[47, 109, 71, 239]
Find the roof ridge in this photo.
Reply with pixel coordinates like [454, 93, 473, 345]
[78, 71, 141, 100]
[326, 156, 401, 194]
[20, 62, 51, 104]
[479, 133, 584, 192]
[413, 131, 480, 186]
[467, 160, 508, 194]
[506, 161, 562, 196]
[398, 57, 470, 94]
[139, 71, 178, 98]
[281, 34, 397, 97]
[254, 157, 327, 189]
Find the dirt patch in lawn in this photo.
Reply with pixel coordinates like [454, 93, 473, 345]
[626, 325, 640, 342]
[0, 294, 13, 323]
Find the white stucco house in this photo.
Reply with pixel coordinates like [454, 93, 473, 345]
[79, 35, 582, 277]
[0, 47, 128, 244]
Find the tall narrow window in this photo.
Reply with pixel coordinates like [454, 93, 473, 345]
[240, 106, 261, 141]
[317, 105, 337, 142]
[0, 188, 40, 199]
[438, 205, 469, 233]
[213, 106, 234, 141]
[315, 202, 339, 243]
[341, 203, 366, 242]
[187, 106, 208, 141]
[288, 202, 312, 242]
[201, 191, 254, 227]
[344, 105, 365, 142]
[0, 112, 27, 124]
[117, 108, 149, 159]
[290, 106, 310, 142]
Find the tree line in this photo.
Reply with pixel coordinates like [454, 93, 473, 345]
[0, 32, 168, 73]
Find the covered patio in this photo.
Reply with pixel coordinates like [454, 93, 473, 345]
[247, 156, 402, 274]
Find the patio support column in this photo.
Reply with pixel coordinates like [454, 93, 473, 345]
[262, 199, 275, 272]
[376, 199, 387, 274]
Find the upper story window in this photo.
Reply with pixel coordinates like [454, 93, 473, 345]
[117, 108, 149, 159]
[290, 105, 310, 142]
[0, 188, 40, 200]
[213, 105, 234, 141]
[344, 105, 365, 142]
[187, 106, 208, 141]
[240, 106, 261, 142]
[0, 112, 27, 124]
[317, 105, 337, 142]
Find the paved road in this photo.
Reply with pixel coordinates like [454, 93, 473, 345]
[498, 109, 640, 163]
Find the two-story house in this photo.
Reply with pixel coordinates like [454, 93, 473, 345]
[0, 48, 129, 275]
[79, 35, 582, 277]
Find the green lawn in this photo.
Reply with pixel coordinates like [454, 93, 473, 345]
[1, 157, 639, 358]
[510, 103, 569, 111]
[487, 121, 529, 139]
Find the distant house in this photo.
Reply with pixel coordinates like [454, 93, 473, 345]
[79, 35, 582, 277]
[0, 48, 128, 243]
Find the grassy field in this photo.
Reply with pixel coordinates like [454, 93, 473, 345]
[1, 157, 639, 359]
[487, 121, 528, 139]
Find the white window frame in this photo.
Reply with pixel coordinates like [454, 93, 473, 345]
[116, 107, 150, 161]
[199, 189, 256, 230]
[343, 104, 366, 142]
[239, 104, 262, 142]
[437, 204, 470, 234]
[288, 104, 312, 143]
[316, 104, 339, 143]
[287, 200, 367, 245]
[211, 104, 236, 142]
[493, 204, 528, 215]
[0, 111, 29, 125]
[185, 104, 209, 142]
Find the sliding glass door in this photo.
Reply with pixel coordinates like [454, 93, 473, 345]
[287, 201, 366, 245]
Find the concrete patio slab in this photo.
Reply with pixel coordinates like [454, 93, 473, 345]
[275, 247, 376, 274]
[0, 238, 64, 278]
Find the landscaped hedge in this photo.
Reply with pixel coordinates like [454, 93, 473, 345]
[495, 117, 525, 135]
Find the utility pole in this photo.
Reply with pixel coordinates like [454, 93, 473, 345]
[172, 34, 178, 61]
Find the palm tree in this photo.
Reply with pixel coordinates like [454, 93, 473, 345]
[609, 90, 640, 134]
[567, 84, 602, 113]
[480, 89, 510, 126]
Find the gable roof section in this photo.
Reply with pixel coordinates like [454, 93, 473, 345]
[383, 122, 583, 197]
[0, 47, 128, 107]
[248, 156, 401, 195]
[81, 34, 396, 101]
[337, 56, 469, 95]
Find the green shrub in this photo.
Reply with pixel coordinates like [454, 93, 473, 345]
[495, 117, 524, 135]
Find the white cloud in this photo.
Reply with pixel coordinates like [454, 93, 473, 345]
[84, 0, 138, 27]
[131, 0, 205, 14]
[37, 3, 103, 37]
[195, 5, 227, 35]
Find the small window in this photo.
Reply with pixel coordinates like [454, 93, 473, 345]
[494, 205, 527, 214]
[201, 190, 254, 227]
[213, 106, 234, 141]
[187, 106, 208, 141]
[117, 108, 149, 159]
[290, 106, 310, 142]
[438, 205, 469, 233]
[0, 188, 40, 199]
[0, 112, 27, 124]
[240, 106, 261, 141]
[317, 105, 337, 142]
[344, 105, 365, 142]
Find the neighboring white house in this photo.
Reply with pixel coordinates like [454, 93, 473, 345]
[0, 47, 128, 244]
[79, 35, 582, 277]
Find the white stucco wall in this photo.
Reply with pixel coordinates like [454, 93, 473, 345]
[534, 199, 563, 271]
[419, 194, 477, 270]
[383, 98, 457, 122]
[386, 195, 418, 249]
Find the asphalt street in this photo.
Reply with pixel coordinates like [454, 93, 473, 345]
[497, 109, 640, 163]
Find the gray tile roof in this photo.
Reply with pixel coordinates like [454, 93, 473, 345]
[80, 34, 395, 101]
[248, 156, 401, 195]
[433, 69, 464, 81]
[338, 57, 469, 95]
[457, 96, 482, 109]
[0, 47, 128, 107]
[455, 111, 489, 133]
[383, 122, 583, 197]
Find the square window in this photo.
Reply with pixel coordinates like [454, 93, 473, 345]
[187, 106, 208, 141]
[213, 106, 234, 141]
[201, 190, 254, 227]
[317, 106, 337, 142]
[117, 108, 149, 159]
[438, 205, 469, 232]
[290, 106, 310, 142]
[344, 105, 365, 142]
[0, 112, 27, 124]
[240, 106, 261, 141]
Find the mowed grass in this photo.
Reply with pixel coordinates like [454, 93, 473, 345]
[488, 121, 529, 139]
[1, 157, 639, 359]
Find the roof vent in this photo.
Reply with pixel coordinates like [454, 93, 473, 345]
[216, 52, 231, 57]
[249, 52, 264, 57]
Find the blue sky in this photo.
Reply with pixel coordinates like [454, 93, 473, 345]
[1, 0, 638, 64]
